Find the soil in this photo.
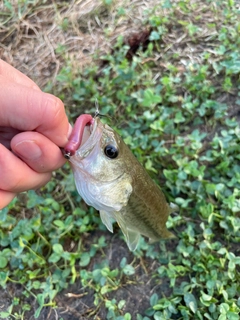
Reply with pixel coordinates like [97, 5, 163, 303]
[1, 233, 178, 320]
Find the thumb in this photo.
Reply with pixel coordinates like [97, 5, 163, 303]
[11, 131, 66, 173]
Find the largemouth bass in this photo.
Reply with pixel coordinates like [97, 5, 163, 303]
[64, 114, 175, 251]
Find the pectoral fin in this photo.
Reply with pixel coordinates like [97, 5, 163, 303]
[125, 228, 140, 251]
[114, 214, 140, 251]
[100, 210, 115, 233]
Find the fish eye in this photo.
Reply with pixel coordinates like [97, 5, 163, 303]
[104, 145, 119, 159]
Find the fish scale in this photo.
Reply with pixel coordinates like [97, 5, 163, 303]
[122, 198, 161, 240]
[122, 160, 172, 241]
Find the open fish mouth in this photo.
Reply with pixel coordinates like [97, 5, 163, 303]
[81, 121, 92, 146]
[81, 117, 97, 147]
[75, 117, 102, 158]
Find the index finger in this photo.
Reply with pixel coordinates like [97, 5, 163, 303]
[0, 79, 69, 147]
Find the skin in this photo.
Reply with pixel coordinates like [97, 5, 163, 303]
[0, 59, 70, 209]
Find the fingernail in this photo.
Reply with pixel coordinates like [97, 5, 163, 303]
[14, 140, 42, 160]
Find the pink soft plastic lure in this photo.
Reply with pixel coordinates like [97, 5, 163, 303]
[64, 114, 93, 159]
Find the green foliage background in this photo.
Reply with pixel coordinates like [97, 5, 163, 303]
[0, 0, 240, 319]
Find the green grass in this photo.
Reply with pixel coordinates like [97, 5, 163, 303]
[0, 0, 240, 319]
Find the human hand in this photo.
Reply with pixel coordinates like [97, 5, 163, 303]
[0, 59, 70, 209]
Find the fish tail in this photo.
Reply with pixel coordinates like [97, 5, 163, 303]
[149, 229, 176, 244]
[162, 229, 176, 239]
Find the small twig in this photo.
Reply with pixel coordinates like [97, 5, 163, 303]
[64, 292, 88, 298]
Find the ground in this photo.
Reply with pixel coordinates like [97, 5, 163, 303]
[0, 1, 240, 320]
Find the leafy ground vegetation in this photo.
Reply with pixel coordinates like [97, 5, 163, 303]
[0, 0, 240, 319]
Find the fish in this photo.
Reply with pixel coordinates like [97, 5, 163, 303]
[64, 114, 175, 251]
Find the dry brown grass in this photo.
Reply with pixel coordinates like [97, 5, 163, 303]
[0, 0, 162, 88]
[1, 0, 236, 88]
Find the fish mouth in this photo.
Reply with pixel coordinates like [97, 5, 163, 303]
[74, 117, 102, 158]
[81, 117, 98, 146]
[81, 123, 91, 146]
